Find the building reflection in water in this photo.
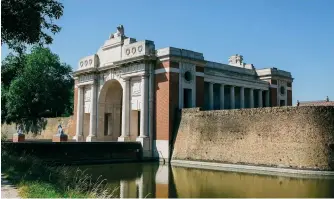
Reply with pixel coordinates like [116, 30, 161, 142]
[79, 162, 334, 198]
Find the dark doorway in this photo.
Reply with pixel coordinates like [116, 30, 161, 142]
[104, 113, 110, 136]
[184, 89, 192, 108]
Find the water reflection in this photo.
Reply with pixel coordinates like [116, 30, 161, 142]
[78, 162, 334, 198]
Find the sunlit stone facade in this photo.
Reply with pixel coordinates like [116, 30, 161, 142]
[72, 25, 293, 159]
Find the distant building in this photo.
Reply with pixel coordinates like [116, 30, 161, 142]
[298, 96, 334, 106]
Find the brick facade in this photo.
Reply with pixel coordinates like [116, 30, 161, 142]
[196, 76, 204, 108]
[155, 61, 180, 142]
[155, 72, 170, 140]
[287, 90, 292, 106]
[270, 87, 277, 107]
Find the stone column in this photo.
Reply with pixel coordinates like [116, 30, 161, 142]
[119, 78, 130, 141]
[139, 75, 148, 137]
[220, 84, 225, 109]
[249, 88, 254, 108]
[137, 74, 150, 153]
[265, 90, 270, 107]
[209, 82, 214, 110]
[258, 89, 263, 107]
[73, 86, 84, 141]
[230, 86, 235, 109]
[87, 82, 97, 141]
[240, 87, 245, 109]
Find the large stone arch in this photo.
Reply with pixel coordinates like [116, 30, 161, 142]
[97, 79, 123, 141]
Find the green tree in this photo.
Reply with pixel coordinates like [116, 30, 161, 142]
[1, 46, 73, 131]
[1, 0, 64, 53]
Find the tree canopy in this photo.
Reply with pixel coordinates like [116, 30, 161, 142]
[1, 0, 64, 53]
[1, 46, 74, 130]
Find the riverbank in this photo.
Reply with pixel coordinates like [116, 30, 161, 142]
[1, 144, 118, 198]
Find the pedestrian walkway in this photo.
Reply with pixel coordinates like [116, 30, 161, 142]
[1, 174, 20, 198]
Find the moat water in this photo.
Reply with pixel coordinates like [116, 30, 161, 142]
[78, 162, 334, 198]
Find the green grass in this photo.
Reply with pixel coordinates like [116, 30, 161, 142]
[1, 143, 117, 198]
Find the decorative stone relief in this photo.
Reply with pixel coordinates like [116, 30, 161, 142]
[228, 54, 244, 66]
[79, 74, 94, 83]
[138, 45, 143, 52]
[121, 63, 145, 74]
[84, 88, 91, 102]
[109, 24, 125, 39]
[181, 63, 195, 84]
[132, 47, 136, 54]
[78, 54, 98, 70]
[131, 81, 141, 96]
[279, 80, 287, 97]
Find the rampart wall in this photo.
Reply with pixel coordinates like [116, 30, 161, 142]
[171, 106, 334, 170]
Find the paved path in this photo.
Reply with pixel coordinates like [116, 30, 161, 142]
[1, 174, 20, 199]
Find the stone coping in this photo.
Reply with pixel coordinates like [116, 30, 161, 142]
[171, 160, 334, 179]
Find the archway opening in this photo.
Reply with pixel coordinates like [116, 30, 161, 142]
[98, 80, 123, 141]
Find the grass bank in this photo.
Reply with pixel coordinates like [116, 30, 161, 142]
[1, 142, 118, 198]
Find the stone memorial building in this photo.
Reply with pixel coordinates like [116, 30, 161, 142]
[72, 25, 293, 159]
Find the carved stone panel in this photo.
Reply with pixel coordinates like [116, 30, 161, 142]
[131, 81, 141, 97]
[121, 63, 145, 75]
[181, 63, 195, 86]
[84, 87, 91, 102]
[79, 74, 94, 83]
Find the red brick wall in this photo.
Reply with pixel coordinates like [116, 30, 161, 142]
[155, 60, 180, 142]
[155, 72, 170, 140]
[196, 76, 204, 108]
[270, 87, 277, 107]
[287, 90, 292, 106]
[196, 66, 204, 73]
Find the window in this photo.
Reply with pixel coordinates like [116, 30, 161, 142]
[280, 100, 285, 106]
[280, 86, 285, 95]
[184, 71, 192, 82]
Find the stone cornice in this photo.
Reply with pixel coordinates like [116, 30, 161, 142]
[72, 68, 97, 77]
[157, 55, 206, 67]
[111, 55, 156, 67]
[259, 75, 294, 82]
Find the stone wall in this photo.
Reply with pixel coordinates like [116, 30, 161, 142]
[171, 106, 334, 170]
[1, 116, 75, 140]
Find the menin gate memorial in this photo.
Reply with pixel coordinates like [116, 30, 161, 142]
[72, 25, 293, 159]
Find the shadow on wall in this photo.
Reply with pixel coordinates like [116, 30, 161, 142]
[170, 108, 183, 162]
[22, 118, 48, 135]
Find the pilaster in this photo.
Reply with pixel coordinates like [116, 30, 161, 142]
[220, 84, 225, 109]
[73, 86, 84, 141]
[230, 86, 235, 109]
[250, 88, 254, 108]
[240, 87, 245, 109]
[209, 82, 214, 110]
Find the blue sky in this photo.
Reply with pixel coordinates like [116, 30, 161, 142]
[2, 0, 334, 104]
